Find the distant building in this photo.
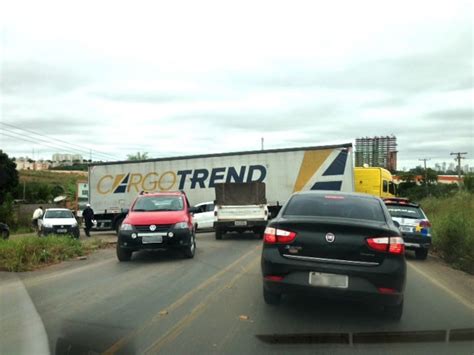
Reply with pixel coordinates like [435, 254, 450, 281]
[448, 163, 455, 172]
[15, 157, 51, 171]
[355, 136, 398, 172]
[52, 153, 83, 167]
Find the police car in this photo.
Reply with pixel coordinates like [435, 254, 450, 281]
[384, 198, 432, 260]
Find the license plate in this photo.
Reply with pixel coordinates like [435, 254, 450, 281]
[234, 221, 247, 226]
[309, 272, 348, 289]
[142, 235, 163, 244]
[56, 229, 67, 233]
[400, 226, 413, 233]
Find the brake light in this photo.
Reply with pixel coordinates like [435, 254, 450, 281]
[264, 227, 297, 244]
[264, 275, 284, 282]
[419, 220, 431, 228]
[367, 236, 405, 255]
[378, 287, 397, 294]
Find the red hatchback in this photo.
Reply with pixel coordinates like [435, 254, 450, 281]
[116, 191, 198, 261]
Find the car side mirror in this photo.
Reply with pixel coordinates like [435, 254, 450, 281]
[393, 220, 400, 228]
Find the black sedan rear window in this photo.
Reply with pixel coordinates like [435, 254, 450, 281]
[283, 194, 385, 222]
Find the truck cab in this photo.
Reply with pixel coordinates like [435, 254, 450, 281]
[354, 167, 396, 198]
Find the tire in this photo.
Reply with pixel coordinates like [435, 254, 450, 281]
[263, 287, 282, 306]
[384, 300, 403, 320]
[1, 230, 9, 240]
[415, 249, 428, 260]
[115, 219, 124, 235]
[183, 233, 196, 258]
[116, 244, 132, 262]
[215, 227, 223, 240]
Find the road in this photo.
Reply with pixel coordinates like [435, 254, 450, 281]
[1, 232, 473, 355]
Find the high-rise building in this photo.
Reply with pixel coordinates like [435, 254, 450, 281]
[355, 136, 398, 172]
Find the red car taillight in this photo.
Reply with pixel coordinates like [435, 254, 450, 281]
[263, 227, 297, 244]
[366, 236, 405, 255]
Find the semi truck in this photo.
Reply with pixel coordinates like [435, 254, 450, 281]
[87, 143, 354, 232]
[354, 166, 397, 198]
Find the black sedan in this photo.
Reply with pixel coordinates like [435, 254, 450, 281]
[261, 191, 406, 320]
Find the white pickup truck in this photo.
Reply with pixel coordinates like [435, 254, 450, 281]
[213, 182, 268, 240]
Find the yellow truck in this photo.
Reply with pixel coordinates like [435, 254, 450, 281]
[354, 167, 396, 198]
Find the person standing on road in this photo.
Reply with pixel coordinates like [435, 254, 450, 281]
[82, 203, 95, 237]
[32, 206, 43, 234]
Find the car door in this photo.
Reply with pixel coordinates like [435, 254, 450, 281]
[194, 203, 215, 230]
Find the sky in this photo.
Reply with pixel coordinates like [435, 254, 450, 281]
[0, 0, 472, 170]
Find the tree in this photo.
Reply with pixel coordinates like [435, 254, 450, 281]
[463, 173, 474, 193]
[127, 152, 150, 161]
[0, 150, 19, 204]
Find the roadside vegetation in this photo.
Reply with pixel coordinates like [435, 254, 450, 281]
[420, 192, 474, 274]
[0, 235, 108, 272]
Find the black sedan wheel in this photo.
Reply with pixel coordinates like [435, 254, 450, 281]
[263, 287, 281, 305]
[384, 300, 404, 320]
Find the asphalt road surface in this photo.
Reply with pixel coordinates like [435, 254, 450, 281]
[1, 232, 473, 355]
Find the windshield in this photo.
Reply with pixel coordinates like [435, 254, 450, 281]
[132, 196, 184, 211]
[283, 194, 386, 222]
[386, 205, 425, 219]
[44, 210, 74, 219]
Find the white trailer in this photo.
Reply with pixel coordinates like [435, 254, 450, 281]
[88, 143, 354, 231]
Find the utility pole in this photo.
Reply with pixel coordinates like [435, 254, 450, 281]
[450, 152, 467, 185]
[261, 137, 264, 151]
[419, 158, 430, 194]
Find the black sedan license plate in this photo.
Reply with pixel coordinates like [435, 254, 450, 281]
[309, 272, 348, 289]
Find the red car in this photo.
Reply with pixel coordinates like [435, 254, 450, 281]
[116, 191, 198, 261]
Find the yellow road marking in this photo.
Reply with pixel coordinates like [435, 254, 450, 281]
[144, 256, 260, 354]
[407, 261, 474, 311]
[103, 245, 260, 354]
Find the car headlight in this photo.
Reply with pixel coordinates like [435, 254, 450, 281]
[120, 223, 133, 231]
[43, 222, 53, 228]
[174, 222, 189, 229]
[72, 222, 78, 228]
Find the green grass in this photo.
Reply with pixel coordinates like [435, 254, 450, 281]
[420, 192, 474, 274]
[0, 235, 110, 272]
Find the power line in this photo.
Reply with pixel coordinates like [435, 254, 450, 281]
[0, 122, 121, 160]
[0, 131, 91, 158]
[0, 128, 113, 161]
[0, 125, 120, 161]
[0, 130, 113, 162]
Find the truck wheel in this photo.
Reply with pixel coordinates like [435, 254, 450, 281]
[116, 244, 132, 262]
[215, 227, 223, 240]
[183, 234, 196, 258]
[263, 287, 281, 306]
[415, 249, 428, 260]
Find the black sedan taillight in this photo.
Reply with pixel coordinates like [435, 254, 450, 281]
[263, 227, 296, 244]
[366, 236, 405, 255]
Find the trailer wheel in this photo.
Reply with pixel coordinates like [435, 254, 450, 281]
[215, 227, 223, 240]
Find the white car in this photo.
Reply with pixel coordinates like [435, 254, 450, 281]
[39, 208, 80, 238]
[192, 202, 216, 231]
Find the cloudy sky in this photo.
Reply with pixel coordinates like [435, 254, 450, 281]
[0, 0, 472, 170]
